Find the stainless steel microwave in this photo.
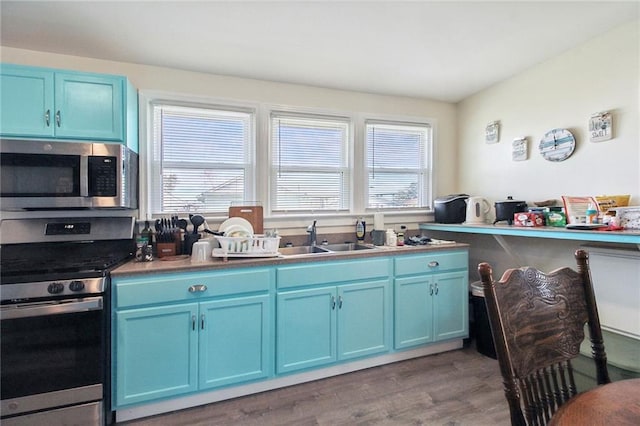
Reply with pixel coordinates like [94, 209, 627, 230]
[1, 139, 138, 210]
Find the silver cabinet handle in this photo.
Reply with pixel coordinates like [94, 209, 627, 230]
[331, 296, 336, 310]
[430, 284, 434, 296]
[434, 283, 439, 295]
[428, 261, 439, 268]
[192, 315, 196, 330]
[188, 284, 208, 293]
[200, 314, 205, 330]
[55, 110, 61, 127]
[45, 109, 50, 126]
[338, 295, 343, 309]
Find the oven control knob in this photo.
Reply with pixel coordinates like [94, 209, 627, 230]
[69, 280, 85, 292]
[48, 282, 65, 294]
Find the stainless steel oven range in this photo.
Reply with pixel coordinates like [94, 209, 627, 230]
[0, 216, 135, 426]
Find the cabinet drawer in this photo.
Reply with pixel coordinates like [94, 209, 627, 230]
[277, 258, 390, 289]
[394, 250, 468, 276]
[114, 268, 272, 308]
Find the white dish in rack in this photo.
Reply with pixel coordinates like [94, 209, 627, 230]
[219, 217, 254, 236]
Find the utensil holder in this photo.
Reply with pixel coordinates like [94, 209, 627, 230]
[183, 233, 200, 255]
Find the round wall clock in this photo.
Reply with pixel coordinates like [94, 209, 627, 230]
[538, 128, 576, 162]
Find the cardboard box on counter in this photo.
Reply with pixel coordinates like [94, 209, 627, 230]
[513, 212, 545, 227]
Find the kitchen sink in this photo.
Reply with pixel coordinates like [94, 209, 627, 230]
[278, 245, 331, 256]
[279, 243, 376, 256]
[322, 243, 376, 251]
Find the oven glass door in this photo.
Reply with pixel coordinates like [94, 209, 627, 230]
[1, 300, 104, 401]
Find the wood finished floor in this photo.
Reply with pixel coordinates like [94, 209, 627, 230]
[118, 344, 510, 426]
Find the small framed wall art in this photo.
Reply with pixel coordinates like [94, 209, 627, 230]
[512, 137, 528, 161]
[589, 111, 612, 142]
[485, 121, 500, 144]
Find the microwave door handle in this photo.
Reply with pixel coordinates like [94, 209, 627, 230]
[80, 155, 89, 197]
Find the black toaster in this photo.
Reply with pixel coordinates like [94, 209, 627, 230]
[434, 194, 469, 224]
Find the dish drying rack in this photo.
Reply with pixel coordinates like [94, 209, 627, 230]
[213, 235, 281, 258]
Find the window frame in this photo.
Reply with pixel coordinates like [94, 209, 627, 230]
[139, 92, 436, 225]
[363, 118, 434, 212]
[139, 91, 258, 219]
[268, 109, 354, 214]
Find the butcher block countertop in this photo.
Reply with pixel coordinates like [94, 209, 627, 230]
[112, 242, 469, 277]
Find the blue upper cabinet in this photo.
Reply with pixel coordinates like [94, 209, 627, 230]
[0, 66, 54, 137]
[54, 72, 124, 140]
[0, 64, 138, 151]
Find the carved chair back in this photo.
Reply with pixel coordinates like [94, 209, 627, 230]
[477, 249, 610, 426]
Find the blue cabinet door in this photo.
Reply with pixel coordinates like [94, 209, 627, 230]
[0, 64, 125, 141]
[199, 295, 271, 389]
[0, 65, 54, 137]
[276, 287, 337, 373]
[433, 270, 469, 341]
[338, 280, 391, 360]
[115, 303, 199, 406]
[55, 72, 124, 141]
[394, 275, 434, 349]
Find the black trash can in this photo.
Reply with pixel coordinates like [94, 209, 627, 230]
[470, 281, 497, 359]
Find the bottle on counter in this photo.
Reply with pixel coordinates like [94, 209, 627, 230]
[386, 229, 397, 247]
[356, 217, 366, 242]
[585, 203, 598, 224]
[400, 225, 408, 244]
[141, 220, 153, 244]
[396, 226, 405, 246]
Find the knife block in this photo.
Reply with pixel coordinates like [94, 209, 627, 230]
[156, 242, 176, 258]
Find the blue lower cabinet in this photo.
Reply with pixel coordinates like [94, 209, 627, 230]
[338, 281, 390, 360]
[112, 268, 273, 408]
[277, 287, 337, 373]
[394, 252, 469, 350]
[115, 303, 199, 406]
[199, 295, 271, 389]
[433, 271, 468, 341]
[277, 279, 391, 374]
[394, 276, 434, 348]
[112, 251, 469, 413]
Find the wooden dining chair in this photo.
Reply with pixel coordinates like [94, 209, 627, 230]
[477, 249, 611, 426]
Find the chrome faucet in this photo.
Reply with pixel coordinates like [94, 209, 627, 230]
[307, 220, 317, 246]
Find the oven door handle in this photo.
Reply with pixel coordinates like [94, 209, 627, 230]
[0, 297, 103, 320]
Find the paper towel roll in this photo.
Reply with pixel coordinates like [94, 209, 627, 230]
[373, 213, 384, 230]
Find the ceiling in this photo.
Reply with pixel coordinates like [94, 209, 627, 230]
[1, 1, 638, 103]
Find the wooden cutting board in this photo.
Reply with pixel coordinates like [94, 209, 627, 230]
[229, 205, 263, 234]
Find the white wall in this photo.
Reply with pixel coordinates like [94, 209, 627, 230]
[457, 20, 639, 214]
[2, 19, 638, 236]
[453, 19, 639, 279]
[0, 46, 458, 233]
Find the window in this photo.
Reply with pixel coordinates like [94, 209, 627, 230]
[148, 103, 254, 214]
[365, 121, 432, 209]
[270, 113, 351, 212]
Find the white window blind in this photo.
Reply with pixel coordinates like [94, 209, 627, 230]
[270, 113, 350, 212]
[149, 104, 253, 214]
[366, 121, 431, 209]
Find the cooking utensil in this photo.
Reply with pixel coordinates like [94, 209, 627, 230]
[203, 228, 224, 236]
[494, 196, 527, 225]
[189, 214, 205, 234]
